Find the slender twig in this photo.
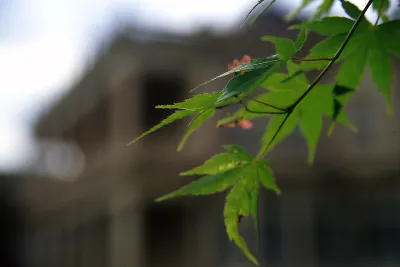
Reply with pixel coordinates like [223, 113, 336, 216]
[256, 0, 374, 160]
[242, 0, 264, 26]
[240, 101, 288, 115]
[216, 103, 235, 110]
[244, 96, 287, 111]
[291, 57, 334, 62]
[256, 113, 291, 159]
[375, 0, 384, 26]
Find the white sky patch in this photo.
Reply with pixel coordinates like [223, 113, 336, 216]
[0, 32, 88, 171]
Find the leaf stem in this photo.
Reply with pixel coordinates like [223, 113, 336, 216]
[256, 0, 374, 160]
[241, 101, 288, 115]
[256, 112, 291, 159]
[374, 0, 384, 26]
[244, 96, 287, 111]
[242, 0, 264, 26]
[291, 57, 334, 62]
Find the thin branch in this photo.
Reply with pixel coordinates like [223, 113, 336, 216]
[256, 0, 374, 160]
[375, 0, 384, 26]
[242, 0, 264, 26]
[244, 96, 287, 111]
[256, 113, 291, 159]
[216, 103, 235, 110]
[291, 57, 334, 62]
[241, 101, 287, 115]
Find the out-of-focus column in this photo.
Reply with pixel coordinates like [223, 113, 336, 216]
[109, 181, 143, 267]
[280, 190, 316, 267]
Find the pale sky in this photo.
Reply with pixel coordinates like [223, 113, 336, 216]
[0, 0, 390, 172]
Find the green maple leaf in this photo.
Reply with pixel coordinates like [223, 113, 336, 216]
[191, 55, 282, 93]
[260, 62, 357, 162]
[157, 145, 256, 200]
[217, 61, 355, 163]
[157, 146, 279, 265]
[180, 145, 253, 175]
[306, 11, 400, 111]
[224, 160, 279, 266]
[224, 61, 352, 163]
[127, 109, 194, 145]
[261, 23, 308, 61]
[178, 108, 216, 151]
[128, 94, 221, 146]
[156, 92, 222, 111]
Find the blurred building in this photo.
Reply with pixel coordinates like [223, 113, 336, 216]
[19, 11, 400, 267]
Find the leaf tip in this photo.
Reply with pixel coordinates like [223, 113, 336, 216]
[275, 187, 282, 196]
[155, 196, 166, 202]
[126, 138, 138, 146]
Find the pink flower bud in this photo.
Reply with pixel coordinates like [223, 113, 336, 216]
[241, 54, 251, 64]
[232, 59, 240, 68]
[238, 120, 253, 129]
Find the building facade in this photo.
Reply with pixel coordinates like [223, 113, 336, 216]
[19, 14, 400, 267]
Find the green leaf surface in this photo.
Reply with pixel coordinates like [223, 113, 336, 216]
[340, 0, 361, 19]
[223, 161, 279, 265]
[377, 20, 400, 57]
[127, 110, 194, 145]
[261, 36, 295, 60]
[327, 85, 357, 134]
[259, 112, 299, 155]
[216, 61, 283, 104]
[156, 93, 221, 111]
[156, 164, 251, 201]
[178, 108, 215, 151]
[286, 60, 309, 85]
[224, 175, 258, 265]
[300, 34, 347, 70]
[250, 181, 260, 244]
[340, 0, 371, 27]
[159, 146, 280, 265]
[307, 17, 354, 35]
[368, 30, 392, 111]
[257, 161, 280, 194]
[372, 0, 389, 13]
[180, 145, 252, 176]
[294, 22, 308, 51]
[304, 17, 396, 112]
[256, 62, 354, 161]
[299, 108, 323, 164]
[336, 42, 368, 88]
[217, 111, 244, 126]
[224, 145, 255, 160]
[191, 56, 281, 92]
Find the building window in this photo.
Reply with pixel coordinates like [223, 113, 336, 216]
[141, 73, 184, 134]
